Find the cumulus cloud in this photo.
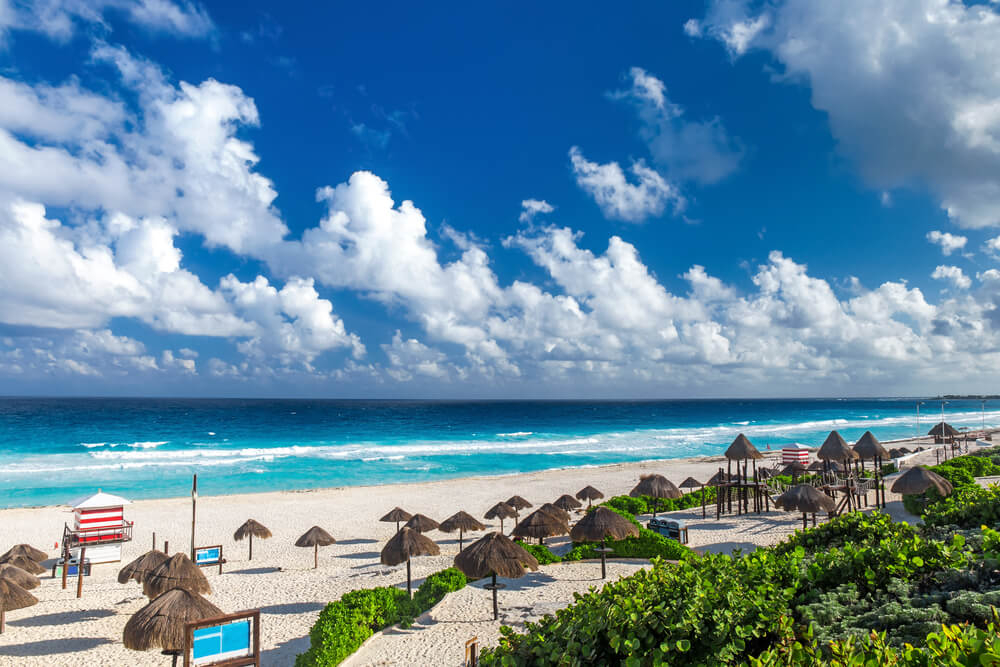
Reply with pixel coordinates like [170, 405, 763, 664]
[519, 199, 554, 223]
[0, 0, 214, 42]
[688, 0, 1000, 228]
[568, 146, 682, 222]
[932, 265, 972, 290]
[927, 230, 968, 256]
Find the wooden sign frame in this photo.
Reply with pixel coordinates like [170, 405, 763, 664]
[183, 609, 260, 667]
[194, 544, 226, 575]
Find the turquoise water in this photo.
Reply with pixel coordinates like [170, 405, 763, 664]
[0, 398, 993, 508]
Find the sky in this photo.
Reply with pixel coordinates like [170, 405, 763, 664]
[2, 0, 1000, 398]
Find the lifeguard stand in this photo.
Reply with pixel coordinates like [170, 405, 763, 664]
[63, 490, 133, 564]
[781, 443, 811, 466]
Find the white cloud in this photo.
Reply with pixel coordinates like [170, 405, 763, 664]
[381, 331, 449, 381]
[0, 0, 214, 42]
[519, 199, 554, 223]
[926, 230, 968, 256]
[689, 0, 1000, 228]
[608, 67, 742, 185]
[985, 235, 1000, 256]
[568, 146, 682, 222]
[932, 265, 972, 289]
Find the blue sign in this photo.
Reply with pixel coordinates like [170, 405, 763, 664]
[195, 546, 221, 565]
[192, 619, 251, 665]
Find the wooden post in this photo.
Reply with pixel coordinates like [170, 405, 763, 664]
[153, 532, 157, 551]
[314, 544, 318, 569]
[249, 533, 253, 562]
[190, 474, 197, 560]
[406, 558, 412, 598]
[61, 542, 68, 590]
[164, 540, 169, 554]
[76, 547, 86, 599]
[491, 573, 499, 620]
[1, 606, 4, 634]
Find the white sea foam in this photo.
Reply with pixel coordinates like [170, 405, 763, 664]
[79, 441, 166, 450]
[497, 432, 534, 437]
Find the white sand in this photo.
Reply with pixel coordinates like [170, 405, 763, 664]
[0, 441, 954, 666]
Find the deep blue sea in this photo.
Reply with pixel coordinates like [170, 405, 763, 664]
[0, 398, 995, 508]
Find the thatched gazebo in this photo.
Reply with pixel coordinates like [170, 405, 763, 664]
[380, 507, 413, 533]
[891, 466, 954, 498]
[629, 474, 682, 517]
[0, 545, 47, 563]
[553, 494, 582, 512]
[0, 577, 37, 633]
[722, 434, 765, 515]
[380, 527, 440, 597]
[0, 564, 39, 591]
[511, 508, 568, 545]
[775, 484, 837, 529]
[119, 550, 169, 585]
[575, 485, 604, 508]
[928, 421, 960, 441]
[485, 502, 517, 534]
[233, 519, 271, 561]
[143, 553, 211, 599]
[817, 431, 858, 465]
[570, 507, 639, 578]
[454, 532, 538, 620]
[679, 476, 707, 518]
[295, 526, 336, 569]
[123, 588, 223, 666]
[0, 555, 44, 576]
[853, 431, 890, 507]
[439, 511, 486, 552]
[404, 513, 440, 534]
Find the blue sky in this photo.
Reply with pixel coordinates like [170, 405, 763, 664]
[1, 0, 1000, 398]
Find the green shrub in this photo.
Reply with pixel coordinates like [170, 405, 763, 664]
[411, 567, 467, 612]
[515, 542, 561, 565]
[923, 484, 1000, 529]
[562, 526, 691, 562]
[901, 452, 1000, 515]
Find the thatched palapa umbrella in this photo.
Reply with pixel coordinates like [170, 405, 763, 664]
[485, 502, 517, 534]
[119, 550, 169, 585]
[780, 462, 808, 481]
[775, 484, 837, 529]
[539, 503, 571, 524]
[679, 476, 707, 518]
[891, 466, 954, 497]
[0, 577, 37, 633]
[454, 532, 538, 620]
[404, 513, 440, 533]
[234, 519, 271, 561]
[295, 526, 336, 569]
[0, 555, 44, 576]
[143, 553, 211, 599]
[380, 507, 413, 533]
[817, 431, 858, 466]
[0, 564, 39, 591]
[629, 474, 682, 517]
[928, 422, 960, 440]
[124, 588, 223, 666]
[570, 507, 639, 578]
[439, 511, 486, 552]
[853, 431, 890, 507]
[505, 495, 532, 525]
[575, 485, 604, 508]
[511, 508, 568, 545]
[553, 494, 582, 512]
[380, 527, 440, 598]
[0, 544, 47, 563]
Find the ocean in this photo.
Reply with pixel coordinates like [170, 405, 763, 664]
[0, 397, 994, 508]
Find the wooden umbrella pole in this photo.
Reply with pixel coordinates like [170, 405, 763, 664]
[314, 544, 318, 569]
[77, 546, 86, 599]
[1, 606, 5, 634]
[406, 559, 412, 598]
[600, 549, 607, 579]
[491, 573, 499, 620]
[459, 529, 464, 553]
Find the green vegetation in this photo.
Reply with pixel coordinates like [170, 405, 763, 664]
[480, 451, 1000, 666]
[295, 567, 467, 666]
[903, 450, 1000, 515]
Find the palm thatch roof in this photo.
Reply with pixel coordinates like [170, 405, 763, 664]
[553, 494, 582, 511]
[570, 507, 639, 543]
[928, 422, 960, 437]
[780, 462, 808, 476]
[380, 527, 439, 566]
[511, 508, 569, 540]
[142, 553, 211, 599]
[725, 434, 763, 460]
[706, 471, 729, 486]
[439, 511, 486, 534]
[891, 466, 954, 496]
[0, 577, 37, 612]
[888, 448, 906, 458]
[678, 477, 704, 489]
[505, 496, 532, 511]
[539, 503, 571, 523]
[817, 431, 858, 461]
[380, 507, 413, 523]
[629, 474, 682, 500]
[1, 555, 44, 575]
[454, 532, 539, 579]
[123, 588, 223, 653]
[898, 447, 911, 454]
[0, 544, 47, 563]
[774, 485, 837, 514]
[575, 486, 604, 502]
[118, 550, 169, 585]
[484, 502, 517, 520]
[404, 513, 440, 533]
[295, 526, 336, 548]
[0, 564, 39, 590]
[853, 431, 889, 460]
[233, 519, 271, 542]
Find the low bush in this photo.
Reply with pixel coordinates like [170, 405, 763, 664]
[515, 542, 561, 565]
[922, 484, 1000, 529]
[902, 451, 1000, 515]
[562, 526, 691, 562]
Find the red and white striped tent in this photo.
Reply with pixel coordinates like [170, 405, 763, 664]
[781, 443, 811, 465]
[67, 490, 131, 564]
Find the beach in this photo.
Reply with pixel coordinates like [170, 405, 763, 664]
[0, 442, 949, 665]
